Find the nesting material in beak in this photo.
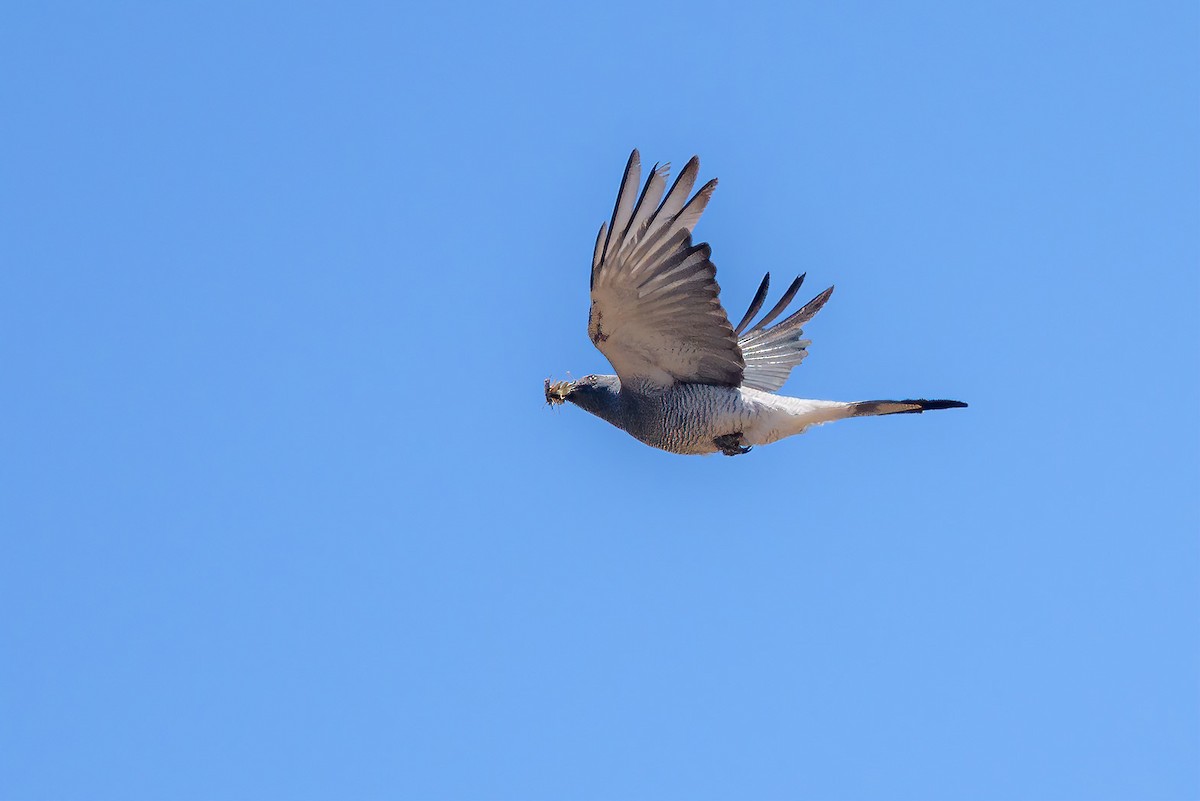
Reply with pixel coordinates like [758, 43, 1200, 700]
[544, 378, 571, 406]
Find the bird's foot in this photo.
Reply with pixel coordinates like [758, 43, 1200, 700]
[713, 433, 752, 456]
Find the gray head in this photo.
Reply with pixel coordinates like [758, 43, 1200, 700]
[545, 374, 621, 417]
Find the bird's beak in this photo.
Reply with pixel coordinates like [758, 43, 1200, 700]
[545, 378, 572, 406]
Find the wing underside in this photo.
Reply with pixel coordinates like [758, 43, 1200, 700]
[733, 273, 834, 392]
[588, 150, 833, 392]
[588, 151, 744, 387]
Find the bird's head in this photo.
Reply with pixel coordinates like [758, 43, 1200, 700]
[544, 374, 620, 414]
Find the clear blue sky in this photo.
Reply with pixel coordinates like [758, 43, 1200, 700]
[2, 3, 1197, 799]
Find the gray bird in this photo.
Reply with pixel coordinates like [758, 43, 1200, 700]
[545, 150, 966, 456]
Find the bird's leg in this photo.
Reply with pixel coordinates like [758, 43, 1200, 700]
[713, 432, 752, 457]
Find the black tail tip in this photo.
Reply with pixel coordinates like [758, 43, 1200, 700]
[912, 399, 968, 411]
[851, 399, 969, 417]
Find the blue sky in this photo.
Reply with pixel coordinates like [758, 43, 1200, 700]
[2, 2, 1197, 799]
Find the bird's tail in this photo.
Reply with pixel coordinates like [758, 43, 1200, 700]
[743, 393, 968, 446]
[846, 399, 969, 417]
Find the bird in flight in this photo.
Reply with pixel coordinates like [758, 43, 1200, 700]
[545, 150, 966, 456]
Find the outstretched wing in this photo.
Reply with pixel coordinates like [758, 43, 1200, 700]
[732, 273, 834, 392]
[588, 150, 744, 388]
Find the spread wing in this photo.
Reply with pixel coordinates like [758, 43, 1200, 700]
[732, 273, 835, 392]
[588, 150, 744, 388]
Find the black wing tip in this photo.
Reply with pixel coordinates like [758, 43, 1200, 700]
[742, 273, 813, 336]
[733, 273, 772, 335]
